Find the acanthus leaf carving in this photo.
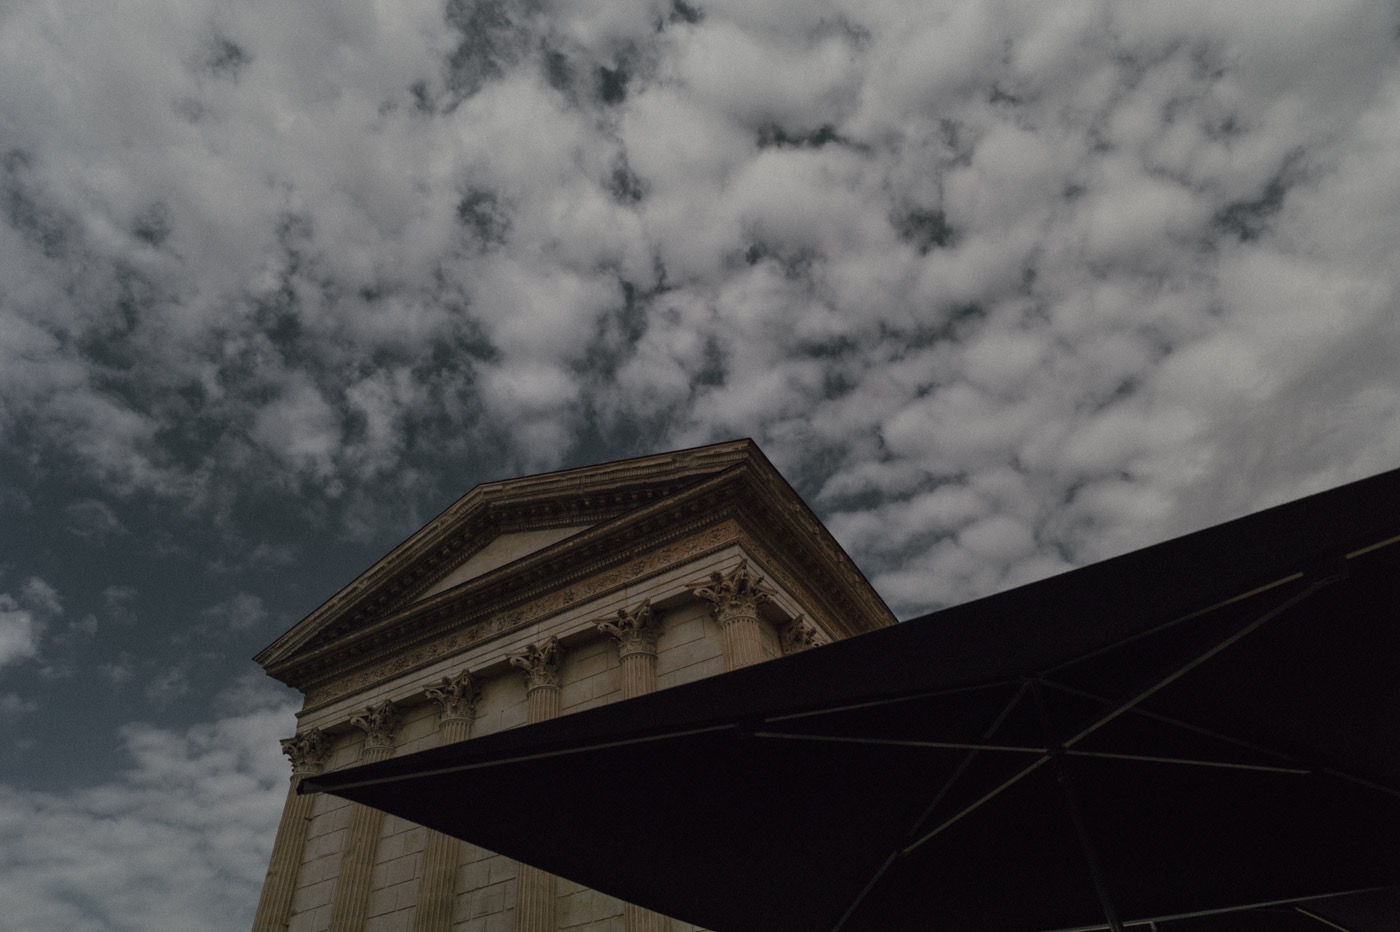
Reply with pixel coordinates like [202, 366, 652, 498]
[596, 600, 661, 657]
[687, 559, 774, 624]
[280, 727, 330, 776]
[508, 636, 562, 690]
[350, 698, 402, 751]
[780, 615, 821, 654]
[425, 669, 481, 724]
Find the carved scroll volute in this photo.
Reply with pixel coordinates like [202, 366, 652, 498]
[280, 727, 330, 777]
[687, 559, 774, 624]
[350, 699, 402, 752]
[509, 636, 562, 691]
[781, 615, 821, 654]
[426, 670, 481, 726]
[596, 600, 662, 658]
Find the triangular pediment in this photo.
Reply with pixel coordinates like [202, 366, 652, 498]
[414, 525, 595, 602]
[255, 441, 761, 674]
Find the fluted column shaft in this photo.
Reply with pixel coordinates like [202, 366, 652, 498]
[251, 728, 328, 932]
[619, 649, 658, 696]
[252, 780, 317, 932]
[689, 560, 775, 672]
[597, 603, 670, 932]
[328, 701, 401, 931]
[510, 639, 563, 932]
[526, 681, 561, 721]
[717, 608, 766, 670]
[327, 743, 393, 930]
[415, 670, 479, 932]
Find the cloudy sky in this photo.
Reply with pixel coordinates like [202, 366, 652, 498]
[2, 0, 1400, 926]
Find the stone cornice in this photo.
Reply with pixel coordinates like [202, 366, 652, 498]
[719, 463, 898, 639]
[268, 471, 753, 694]
[296, 519, 745, 711]
[261, 441, 895, 706]
[255, 440, 757, 672]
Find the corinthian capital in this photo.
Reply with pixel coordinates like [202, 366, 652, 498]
[781, 616, 821, 654]
[508, 636, 562, 690]
[596, 601, 661, 657]
[350, 699, 401, 751]
[687, 559, 774, 623]
[280, 727, 329, 776]
[426, 670, 481, 724]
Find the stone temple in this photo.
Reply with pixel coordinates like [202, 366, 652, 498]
[251, 439, 896, 932]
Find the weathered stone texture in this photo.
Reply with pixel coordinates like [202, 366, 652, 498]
[257, 444, 895, 932]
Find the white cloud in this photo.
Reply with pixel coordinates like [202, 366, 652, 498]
[0, 695, 296, 932]
[0, 0, 1395, 620]
[0, 579, 63, 670]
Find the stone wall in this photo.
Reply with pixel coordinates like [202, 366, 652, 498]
[261, 546, 846, 932]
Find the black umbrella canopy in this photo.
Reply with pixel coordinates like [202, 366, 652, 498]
[305, 467, 1400, 931]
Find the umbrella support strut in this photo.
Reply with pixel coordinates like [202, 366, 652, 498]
[1033, 679, 1125, 932]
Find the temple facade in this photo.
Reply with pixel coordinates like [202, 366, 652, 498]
[251, 439, 896, 932]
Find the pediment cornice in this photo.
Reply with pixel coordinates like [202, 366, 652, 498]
[256, 440, 896, 696]
[255, 441, 757, 672]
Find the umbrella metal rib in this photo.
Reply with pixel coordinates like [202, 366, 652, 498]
[827, 684, 1033, 932]
[1041, 887, 1389, 931]
[850, 572, 1341, 932]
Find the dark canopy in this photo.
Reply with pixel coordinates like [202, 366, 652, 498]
[306, 467, 1400, 931]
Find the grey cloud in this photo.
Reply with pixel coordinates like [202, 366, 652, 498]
[0, 0, 1397, 620]
[63, 499, 129, 541]
[0, 700, 295, 930]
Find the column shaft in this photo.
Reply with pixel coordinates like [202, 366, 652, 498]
[602, 608, 670, 932]
[719, 611, 766, 670]
[327, 744, 394, 930]
[250, 778, 316, 932]
[526, 683, 561, 721]
[619, 650, 657, 696]
[515, 679, 561, 932]
[413, 716, 472, 932]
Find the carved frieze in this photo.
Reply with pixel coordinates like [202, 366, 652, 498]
[509, 636, 562, 691]
[303, 521, 740, 709]
[280, 727, 329, 776]
[350, 699, 402, 751]
[596, 600, 661, 658]
[688, 559, 774, 624]
[425, 669, 481, 725]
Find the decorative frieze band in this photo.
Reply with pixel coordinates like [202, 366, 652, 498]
[304, 521, 741, 709]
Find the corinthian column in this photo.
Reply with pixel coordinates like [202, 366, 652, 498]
[508, 638, 563, 932]
[327, 699, 401, 931]
[251, 727, 328, 932]
[414, 671, 481, 932]
[688, 560, 775, 670]
[596, 603, 670, 932]
[597, 601, 661, 699]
